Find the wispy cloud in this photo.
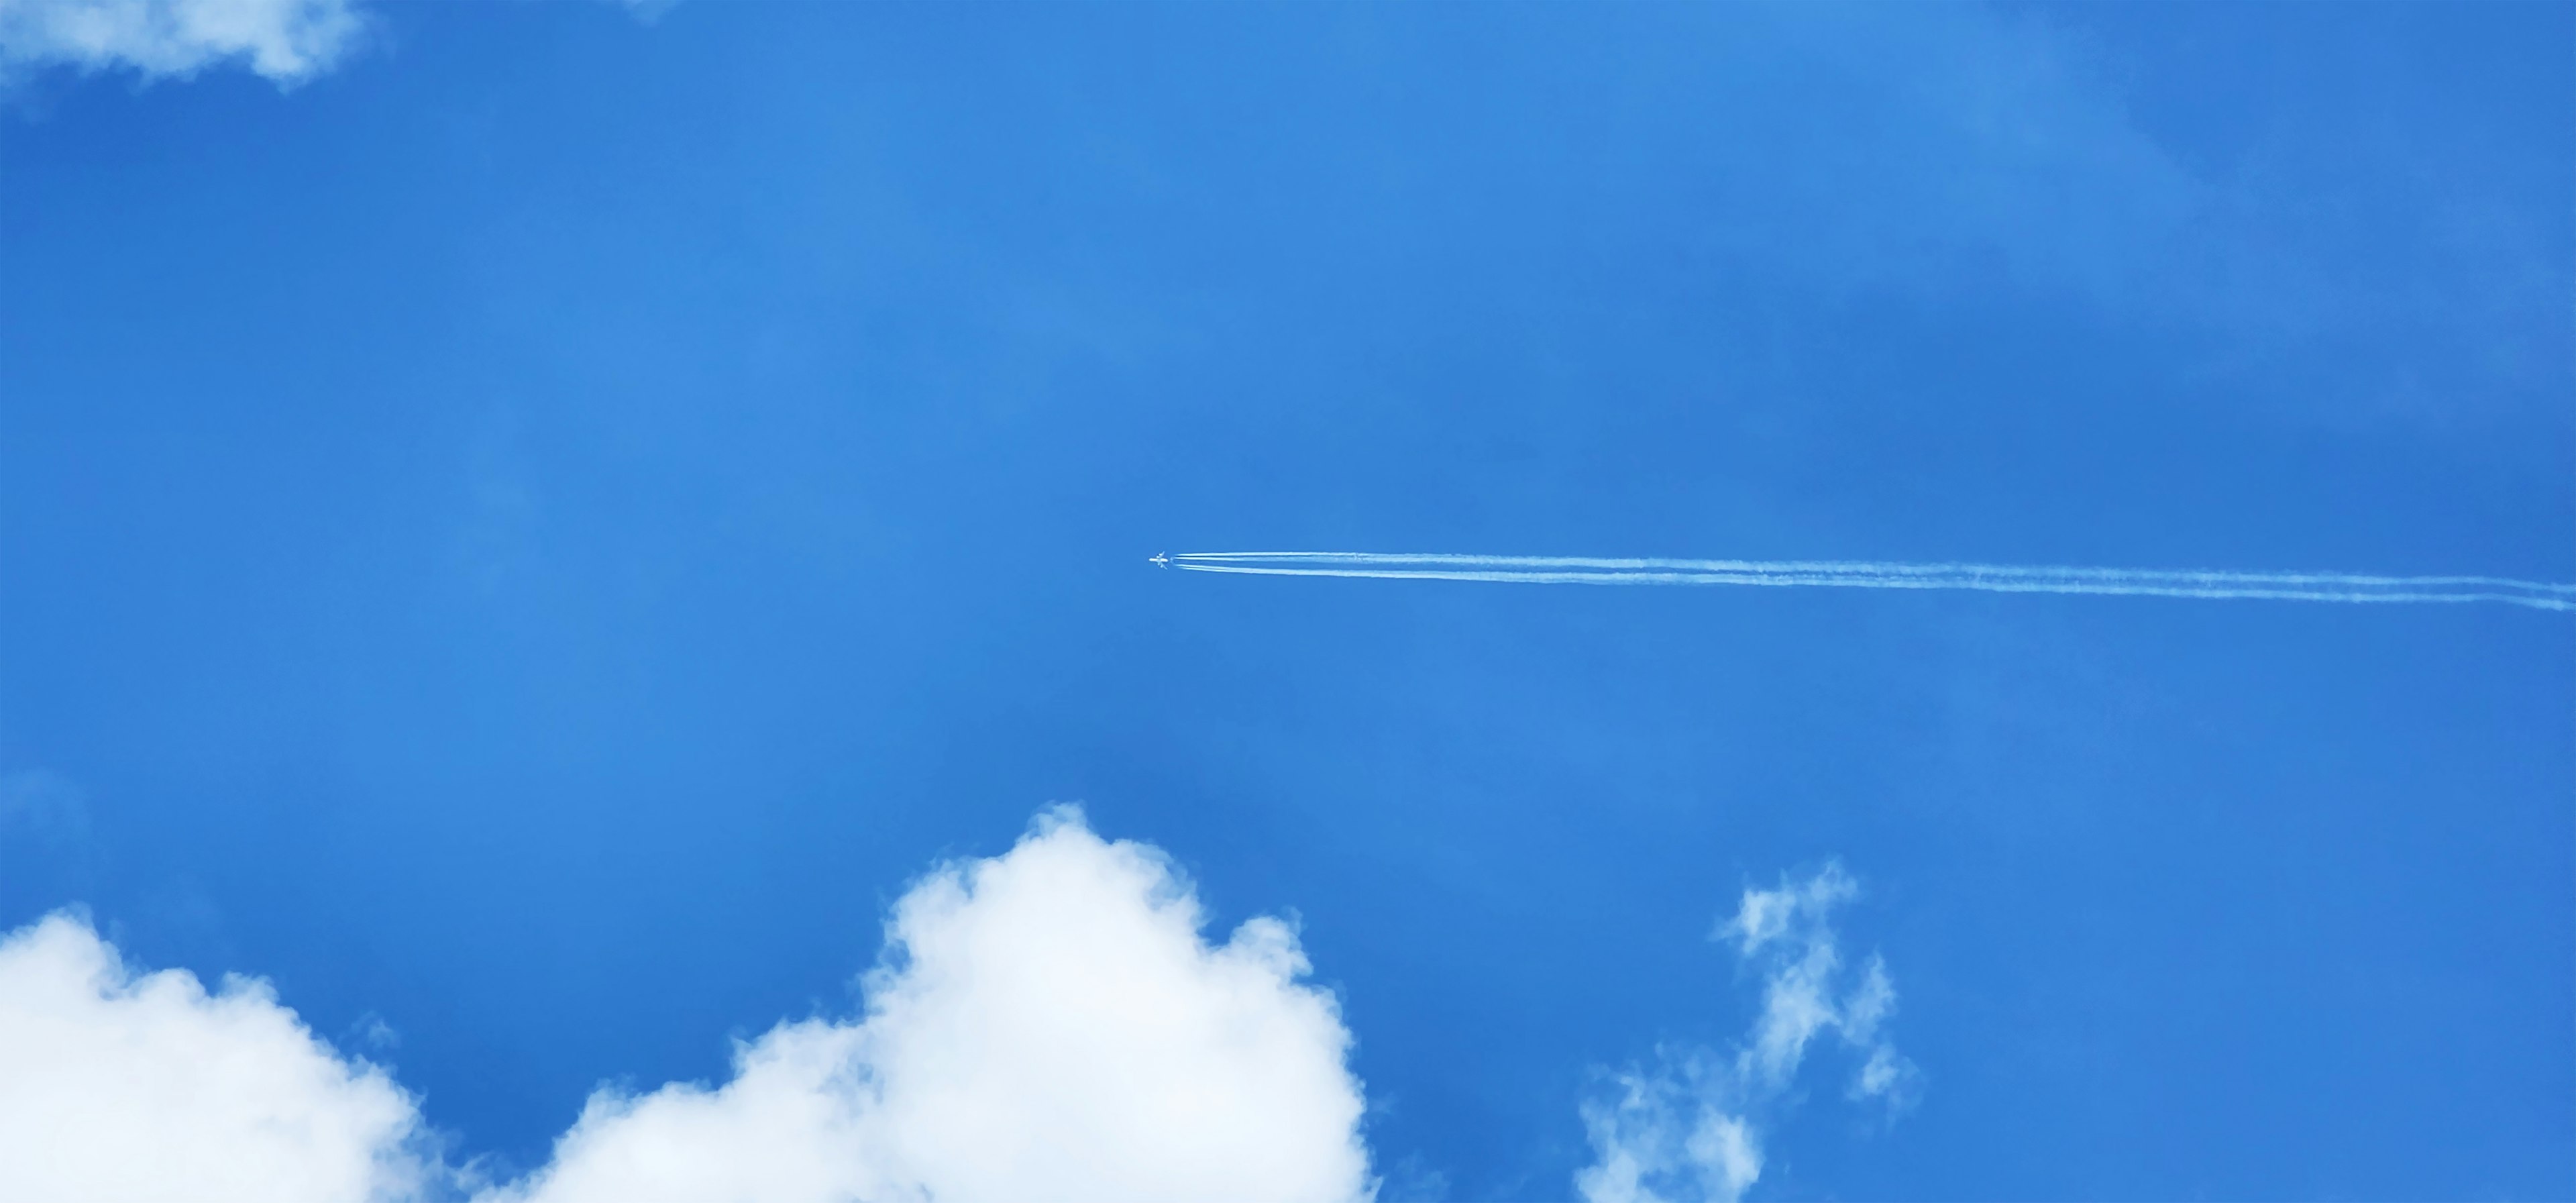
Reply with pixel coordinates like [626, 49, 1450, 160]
[0, 0, 368, 85]
[1721, 865, 1917, 1113]
[1577, 863, 1917, 1203]
[0, 809, 1375, 1203]
[0, 0, 677, 88]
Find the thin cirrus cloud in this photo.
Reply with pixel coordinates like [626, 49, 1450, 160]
[0, 809, 1375, 1203]
[0, 0, 672, 86]
[0, 0, 368, 85]
[1578, 862, 1919, 1203]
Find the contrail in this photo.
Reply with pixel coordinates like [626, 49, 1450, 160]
[1164, 552, 2576, 611]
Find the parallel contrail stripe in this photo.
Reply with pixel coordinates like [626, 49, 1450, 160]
[1164, 555, 2576, 611]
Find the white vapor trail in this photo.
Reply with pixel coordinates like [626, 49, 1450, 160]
[1167, 552, 2576, 611]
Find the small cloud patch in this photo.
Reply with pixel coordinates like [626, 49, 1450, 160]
[1578, 862, 1919, 1203]
[0, 0, 369, 86]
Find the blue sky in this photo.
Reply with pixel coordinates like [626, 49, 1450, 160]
[1, 2, 2571, 1199]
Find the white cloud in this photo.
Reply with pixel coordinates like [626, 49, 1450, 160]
[0, 807, 1375, 1203]
[486, 806, 1373, 1203]
[1576, 863, 1917, 1203]
[0, 0, 367, 85]
[1576, 1051, 1761, 1203]
[0, 912, 440, 1203]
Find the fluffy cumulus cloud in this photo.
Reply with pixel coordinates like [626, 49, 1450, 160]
[488, 807, 1372, 1203]
[0, 0, 367, 85]
[0, 912, 439, 1203]
[0, 808, 1373, 1203]
[1577, 863, 1917, 1203]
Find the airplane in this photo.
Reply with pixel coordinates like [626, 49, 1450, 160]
[1148, 554, 1171, 568]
